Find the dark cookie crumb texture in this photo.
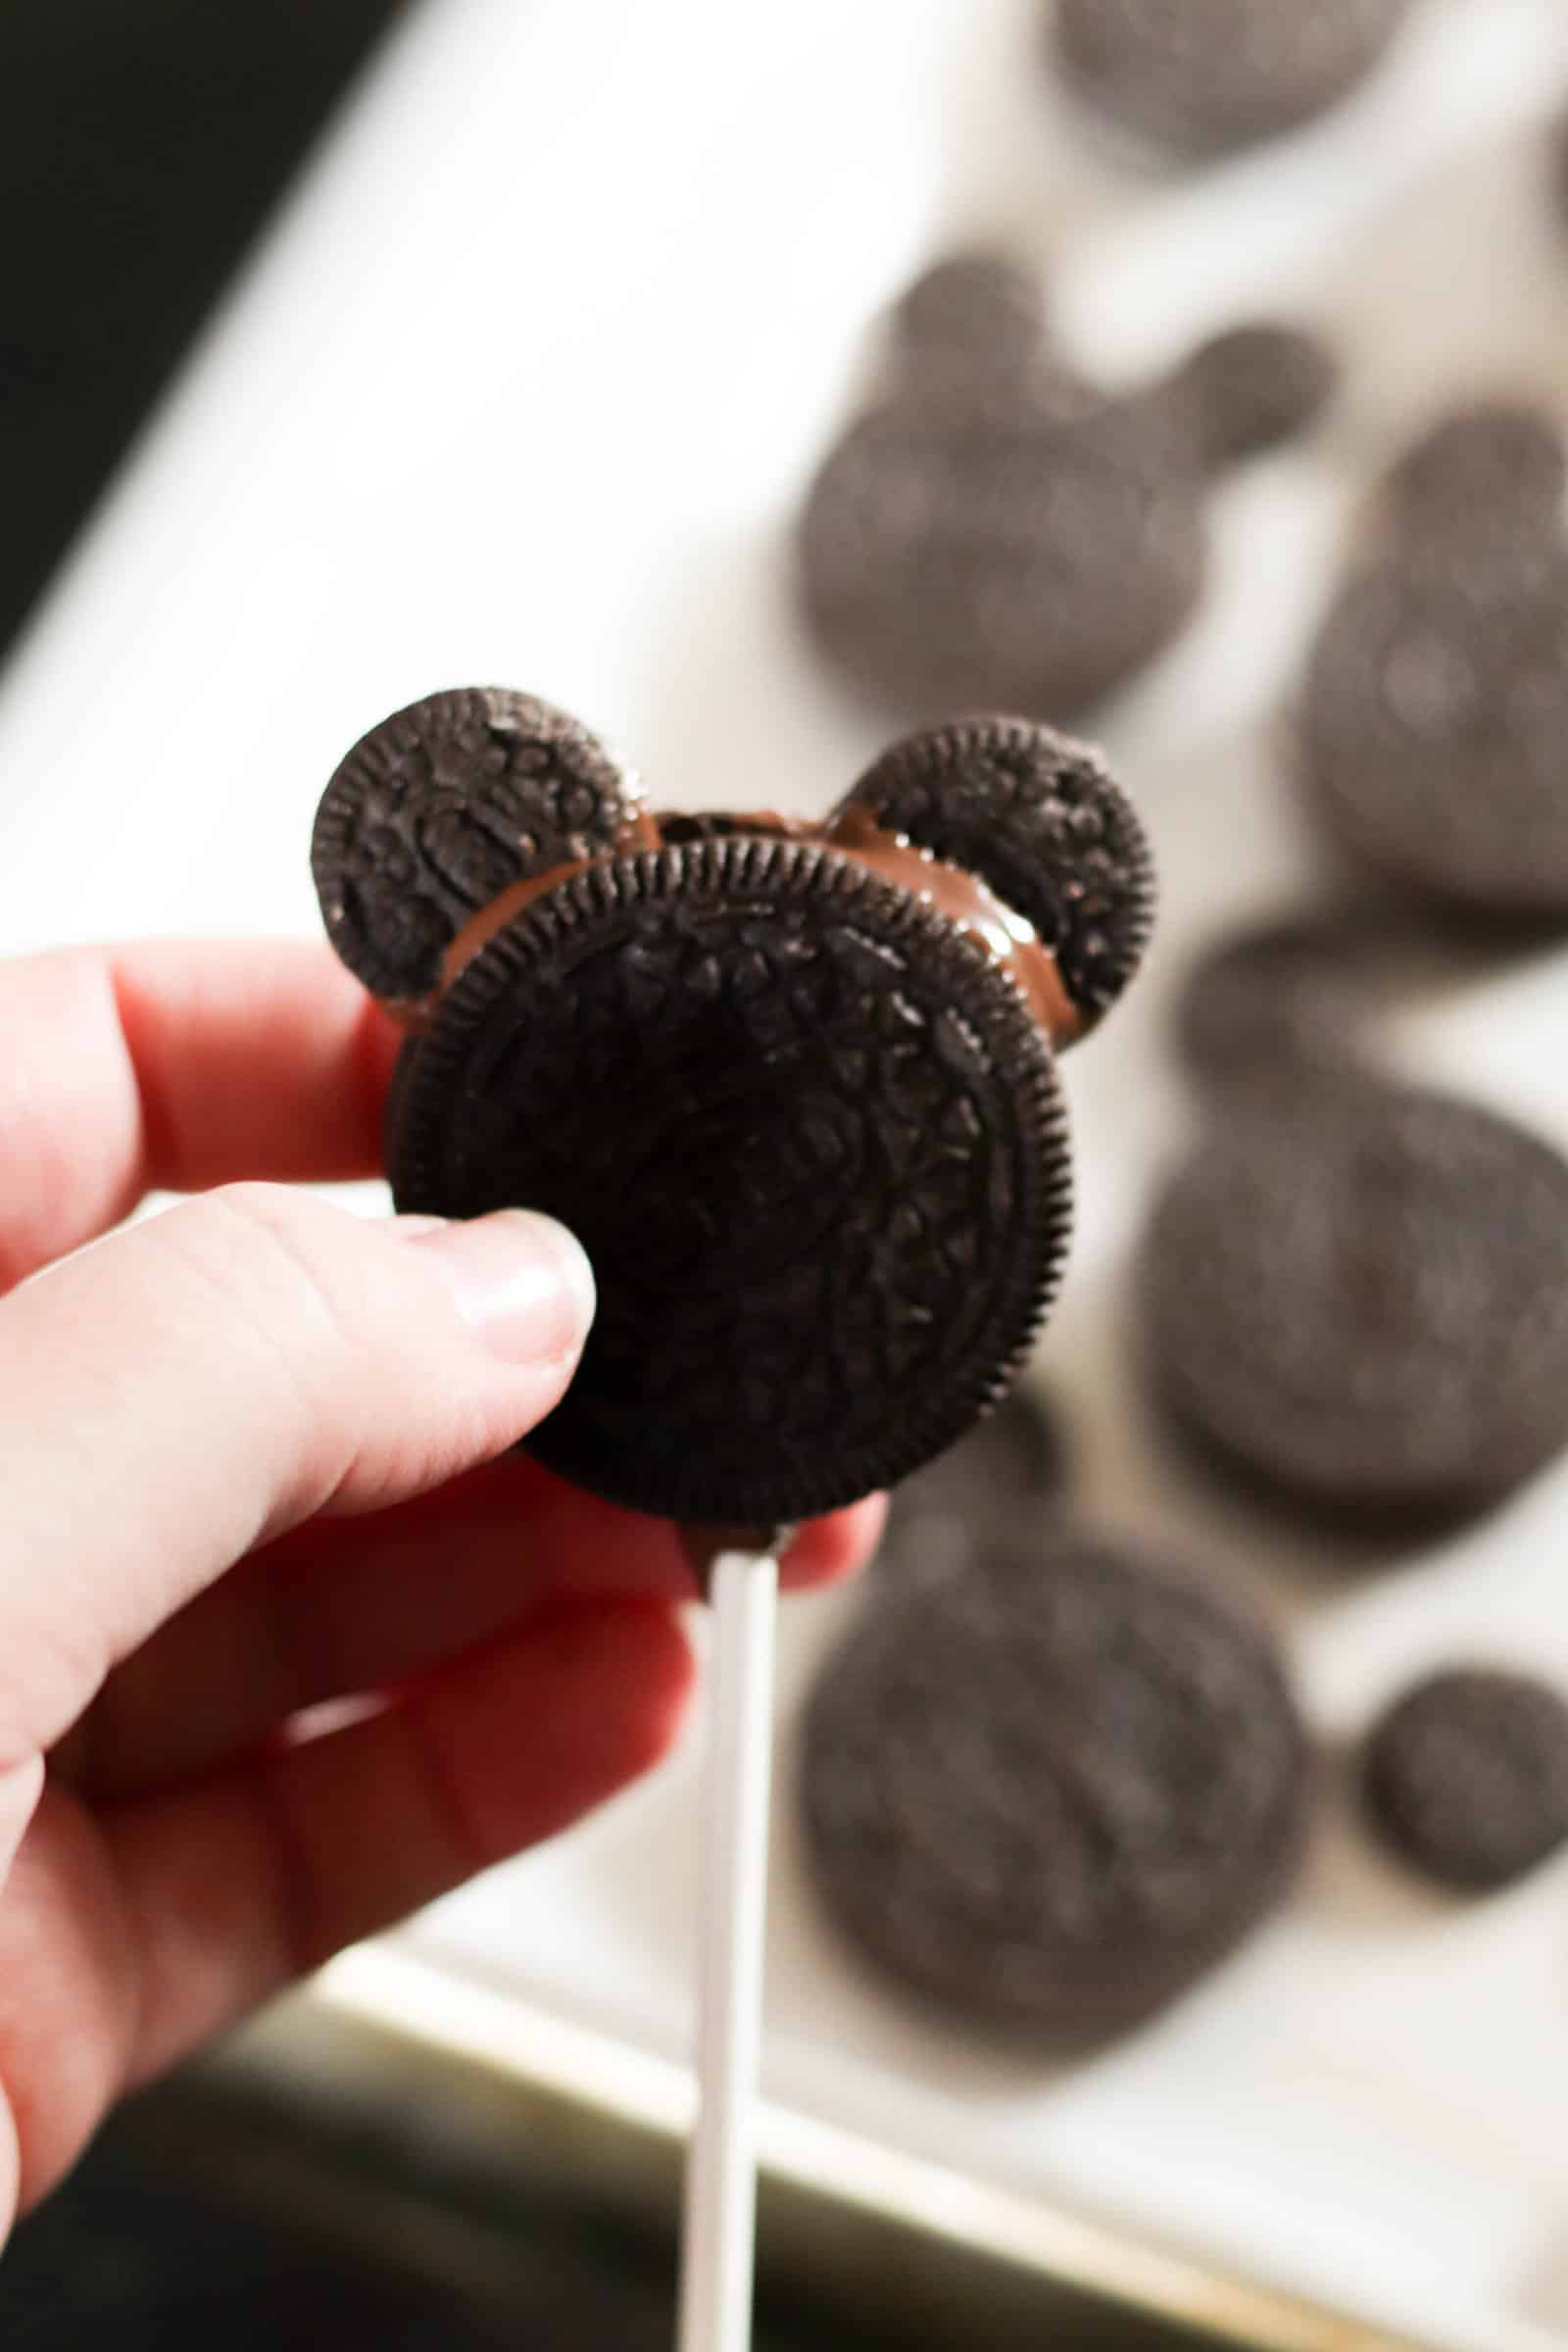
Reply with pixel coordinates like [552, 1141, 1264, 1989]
[802, 1532, 1309, 2034]
[1143, 1087, 1568, 1520]
[835, 717, 1154, 1025]
[391, 837, 1072, 1524]
[1364, 1669, 1568, 1891]
[312, 687, 632, 1001]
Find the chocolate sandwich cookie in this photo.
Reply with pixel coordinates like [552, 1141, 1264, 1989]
[312, 687, 642, 1002]
[802, 1530, 1309, 2034]
[799, 255, 1335, 719]
[1142, 1085, 1568, 1521]
[1051, 0, 1412, 162]
[830, 717, 1154, 1029]
[1363, 1668, 1568, 1891]
[1298, 403, 1568, 923]
[1161, 324, 1342, 471]
[1172, 912, 1371, 1098]
[891, 252, 1059, 390]
[878, 1384, 1065, 1581]
[317, 706, 1153, 1525]
[391, 842, 1067, 1522]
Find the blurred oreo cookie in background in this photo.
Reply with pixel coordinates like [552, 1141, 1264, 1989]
[1049, 0, 1415, 163]
[803, 1527, 1310, 2037]
[1297, 402, 1568, 927]
[798, 248, 1335, 720]
[1362, 1668, 1568, 1893]
[1141, 1084, 1568, 1526]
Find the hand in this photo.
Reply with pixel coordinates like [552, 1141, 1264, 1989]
[0, 940, 880, 2242]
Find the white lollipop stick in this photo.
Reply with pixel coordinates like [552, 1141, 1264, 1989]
[676, 1544, 780, 2352]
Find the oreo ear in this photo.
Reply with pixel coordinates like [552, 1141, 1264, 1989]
[311, 687, 639, 1003]
[828, 716, 1154, 1033]
[1162, 321, 1337, 470]
[889, 249, 1054, 386]
[1381, 401, 1566, 547]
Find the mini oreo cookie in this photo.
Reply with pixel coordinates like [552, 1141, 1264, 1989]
[312, 687, 635, 1001]
[1052, 0, 1411, 161]
[1363, 1669, 1568, 1891]
[1298, 405, 1568, 922]
[389, 836, 1072, 1524]
[892, 252, 1053, 386]
[1173, 913, 1370, 1097]
[832, 718, 1154, 1028]
[1143, 1085, 1568, 1520]
[802, 1530, 1308, 2034]
[1163, 324, 1341, 470]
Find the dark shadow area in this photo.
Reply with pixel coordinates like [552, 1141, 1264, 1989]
[0, 0, 412, 660]
[0, 2061, 922, 2352]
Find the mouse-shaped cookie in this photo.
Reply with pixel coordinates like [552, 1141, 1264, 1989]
[313, 691, 1153, 1525]
[1051, 0, 1412, 162]
[1298, 402, 1568, 923]
[798, 250, 1336, 720]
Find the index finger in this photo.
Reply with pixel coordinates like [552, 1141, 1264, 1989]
[0, 940, 400, 1289]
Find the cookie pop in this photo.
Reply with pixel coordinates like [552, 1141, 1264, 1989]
[798, 251, 1335, 723]
[312, 688, 1153, 2351]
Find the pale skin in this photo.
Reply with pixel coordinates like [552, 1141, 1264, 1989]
[0, 939, 881, 2248]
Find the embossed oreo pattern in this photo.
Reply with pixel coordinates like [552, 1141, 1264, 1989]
[391, 838, 1071, 1523]
[312, 687, 632, 1000]
[803, 1535, 1309, 2033]
[1144, 1087, 1568, 1518]
[837, 718, 1154, 1024]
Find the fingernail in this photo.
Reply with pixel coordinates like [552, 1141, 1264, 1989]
[413, 1209, 596, 1366]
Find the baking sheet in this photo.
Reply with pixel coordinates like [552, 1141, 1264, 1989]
[5, 2, 1568, 2345]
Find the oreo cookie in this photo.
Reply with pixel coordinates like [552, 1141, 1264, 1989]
[1382, 402, 1566, 548]
[1363, 1668, 1568, 1891]
[878, 1384, 1065, 1579]
[1142, 1085, 1568, 1521]
[801, 1529, 1309, 2034]
[1162, 324, 1342, 470]
[891, 252, 1056, 389]
[1051, 0, 1412, 162]
[388, 837, 1073, 1524]
[1172, 912, 1370, 1098]
[831, 717, 1154, 1030]
[1298, 404, 1568, 923]
[312, 688, 637, 1001]
[799, 256, 1334, 719]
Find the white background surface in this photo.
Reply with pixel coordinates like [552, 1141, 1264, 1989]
[7, 1, 1568, 2343]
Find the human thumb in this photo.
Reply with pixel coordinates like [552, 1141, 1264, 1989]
[0, 1184, 596, 1778]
